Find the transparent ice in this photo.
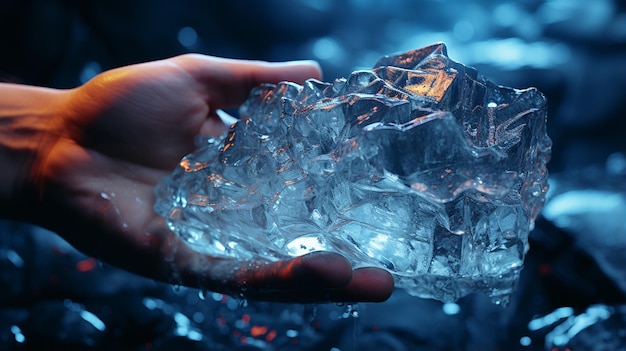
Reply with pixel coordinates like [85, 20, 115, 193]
[154, 43, 552, 304]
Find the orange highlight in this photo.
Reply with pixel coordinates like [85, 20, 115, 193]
[250, 325, 268, 337]
[265, 330, 277, 341]
[76, 258, 98, 272]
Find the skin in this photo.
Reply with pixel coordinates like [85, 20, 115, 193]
[0, 54, 394, 303]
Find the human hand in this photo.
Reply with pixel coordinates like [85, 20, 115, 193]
[18, 55, 394, 302]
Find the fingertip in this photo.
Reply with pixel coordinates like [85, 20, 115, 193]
[342, 268, 395, 302]
[300, 251, 352, 287]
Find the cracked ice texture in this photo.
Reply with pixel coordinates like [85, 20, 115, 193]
[154, 43, 551, 304]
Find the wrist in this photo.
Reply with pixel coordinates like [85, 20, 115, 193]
[0, 83, 69, 222]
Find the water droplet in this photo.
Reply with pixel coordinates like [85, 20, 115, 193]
[11, 325, 25, 343]
[606, 152, 626, 175]
[193, 311, 205, 323]
[226, 297, 239, 310]
[341, 304, 359, 319]
[143, 297, 158, 310]
[442, 302, 461, 315]
[198, 289, 208, 300]
[239, 297, 249, 309]
[80, 310, 107, 331]
[178, 26, 198, 48]
[5, 250, 24, 268]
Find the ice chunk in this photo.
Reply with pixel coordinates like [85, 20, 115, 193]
[154, 43, 552, 304]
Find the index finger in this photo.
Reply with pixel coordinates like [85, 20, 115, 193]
[170, 54, 323, 109]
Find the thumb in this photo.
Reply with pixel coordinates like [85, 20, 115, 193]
[170, 54, 323, 109]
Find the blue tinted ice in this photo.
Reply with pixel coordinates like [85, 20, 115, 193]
[154, 43, 552, 304]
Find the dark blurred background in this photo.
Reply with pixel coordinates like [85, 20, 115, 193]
[1, 0, 625, 350]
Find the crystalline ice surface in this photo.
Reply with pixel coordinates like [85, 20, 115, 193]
[154, 43, 552, 304]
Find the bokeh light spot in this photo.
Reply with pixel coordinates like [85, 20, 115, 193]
[313, 37, 340, 60]
[453, 20, 475, 42]
[442, 302, 461, 315]
[178, 26, 198, 48]
[79, 61, 101, 84]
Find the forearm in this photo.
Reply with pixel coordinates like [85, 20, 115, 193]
[0, 83, 66, 221]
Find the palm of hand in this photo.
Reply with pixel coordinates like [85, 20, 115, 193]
[35, 59, 213, 284]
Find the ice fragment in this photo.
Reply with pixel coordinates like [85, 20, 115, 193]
[155, 43, 552, 304]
